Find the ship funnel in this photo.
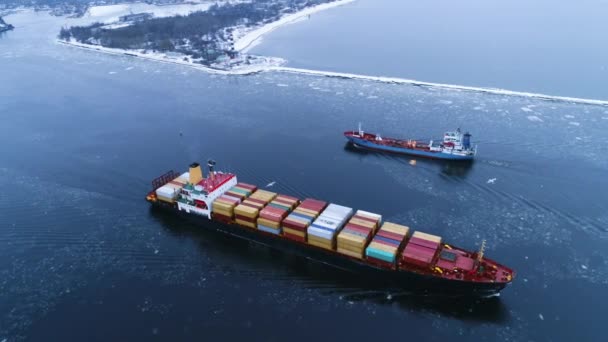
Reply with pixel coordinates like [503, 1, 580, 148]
[207, 159, 216, 181]
[189, 162, 203, 184]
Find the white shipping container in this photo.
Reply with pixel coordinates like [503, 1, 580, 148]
[312, 216, 343, 231]
[178, 172, 190, 182]
[356, 210, 382, 222]
[307, 227, 334, 240]
[323, 204, 354, 218]
[156, 185, 178, 199]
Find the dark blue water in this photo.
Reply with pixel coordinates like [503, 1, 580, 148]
[1, 9, 608, 342]
[252, 0, 608, 100]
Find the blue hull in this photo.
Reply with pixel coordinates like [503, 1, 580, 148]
[346, 136, 474, 161]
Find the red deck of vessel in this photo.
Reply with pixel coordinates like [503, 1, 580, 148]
[196, 173, 235, 193]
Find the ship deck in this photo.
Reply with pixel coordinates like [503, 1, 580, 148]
[344, 131, 435, 152]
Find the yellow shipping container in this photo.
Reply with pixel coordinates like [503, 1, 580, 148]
[234, 204, 259, 218]
[337, 243, 365, 253]
[368, 241, 397, 253]
[293, 207, 318, 218]
[212, 208, 234, 217]
[257, 217, 281, 229]
[308, 239, 333, 250]
[213, 201, 235, 211]
[348, 217, 376, 229]
[412, 231, 442, 243]
[337, 232, 367, 247]
[337, 247, 363, 259]
[235, 219, 256, 228]
[380, 222, 410, 236]
[283, 227, 305, 237]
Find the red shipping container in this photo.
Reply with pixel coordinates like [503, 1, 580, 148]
[376, 229, 405, 242]
[366, 256, 396, 270]
[344, 223, 372, 235]
[283, 233, 306, 243]
[260, 206, 288, 221]
[212, 213, 232, 222]
[409, 237, 440, 250]
[276, 194, 298, 203]
[282, 219, 308, 231]
[402, 252, 434, 268]
[225, 191, 246, 200]
[247, 197, 267, 205]
[236, 183, 257, 191]
[404, 242, 436, 256]
[234, 214, 256, 223]
[299, 199, 327, 211]
[345, 222, 372, 232]
[436, 258, 456, 270]
[352, 214, 378, 224]
[372, 236, 400, 248]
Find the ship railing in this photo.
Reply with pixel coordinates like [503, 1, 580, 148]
[151, 170, 179, 191]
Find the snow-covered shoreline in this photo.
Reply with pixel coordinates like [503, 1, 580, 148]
[233, 0, 356, 53]
[57, 39, 284, 75]
[55, 1, 608, 107]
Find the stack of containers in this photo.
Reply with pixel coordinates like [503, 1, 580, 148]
[365, 222, 410, 266]
[336, 210, 382, 258]
[282, 199, 327, 242]
[155, 172, 189, 203]
[256, 194, 299, 235]
[225, 183, 257, 201]
[268, 194, 299, 211]
[401, 231, 442, 268]
[234, 190, 277, 229]
[212, 194, 241, 220]
[257, 205, 288, 235]
[308, 204, 353, 250]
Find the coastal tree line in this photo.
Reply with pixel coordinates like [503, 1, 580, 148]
[58, 0, 336, 63]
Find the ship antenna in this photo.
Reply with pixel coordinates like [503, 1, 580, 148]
[477, 239, 486, 263]
[358, 122, 363, 135]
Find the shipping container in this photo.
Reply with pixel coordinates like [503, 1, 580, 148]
[409, 236, 440, 250]
[307, 226, 334, 240]
[283, 227, 305, 238]
[366, 246, 396, 263]
[257, 217, 281, 229]
[235, 183, 257, 191]
[234, 204, 259, 219]
[258, 225, 281, 235]
[235, 219, 256, 229]
[337, 247, 363, 259]
[380, 222, 410, 236]
[412, 231, 442, 244]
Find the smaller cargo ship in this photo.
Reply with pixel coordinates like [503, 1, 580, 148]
[344, 124, 477, 160]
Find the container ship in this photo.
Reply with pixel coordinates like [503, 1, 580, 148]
[344, 124, 477, 160]
[146, 161, 514, 296]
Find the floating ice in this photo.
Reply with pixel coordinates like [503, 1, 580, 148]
[539, 314, 544, 320]
[521, 107, 534, 112]
[581, 265, 588, 270]
[569, 122, 581, 126]
[527, 115, 544, 122]
[487, 178, 497, 184]
[276, 83, 289, 87]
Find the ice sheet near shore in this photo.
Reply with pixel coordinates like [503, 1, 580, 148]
[66, 1, 608, 107]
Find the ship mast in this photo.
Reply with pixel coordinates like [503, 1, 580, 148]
[477, 239, 486, 263]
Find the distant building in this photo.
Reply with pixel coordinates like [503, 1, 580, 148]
[119, 13, 153, 23]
